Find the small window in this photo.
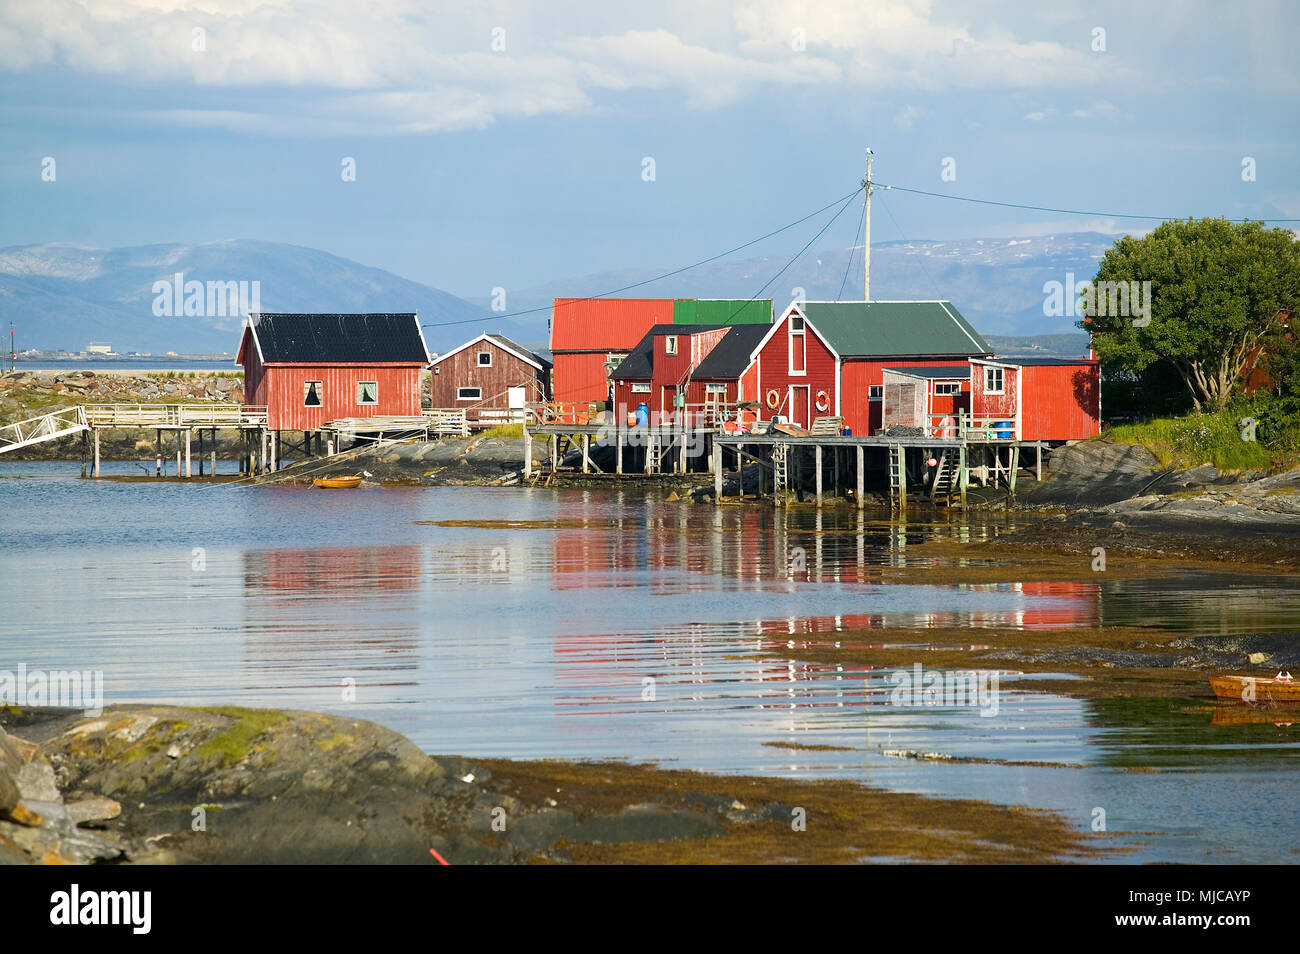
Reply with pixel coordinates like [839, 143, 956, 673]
[630, 382, 651, 393]
[356, 381, 378, 404]
[868, 385, 883, 401]
[705, 383, 728, 394]
[303, 380, 323, 406]
[985, 367, 1004, 394]
[790, 315, 804, 331]
[457, 387, 482, 401]
[477, 351, 492, 367]
[665, 336, 678, 355]
[935, 382, 961, 395]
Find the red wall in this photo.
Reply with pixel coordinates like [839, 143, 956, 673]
[255, 363, 424, 431]
[552, 352, 617, 404]
[755, 312, 837, 428]
[971, 361, 1020, 433]
[1020, 363, 1101, 440]
[841, 358, 972, 436]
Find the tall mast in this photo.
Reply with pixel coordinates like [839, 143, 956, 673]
[863, 149, 873, 301]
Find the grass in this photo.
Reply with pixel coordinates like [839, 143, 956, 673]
[477, 422, 525, 439]
[1104, 408, 1274, 471]
[191, 706, 288, 767]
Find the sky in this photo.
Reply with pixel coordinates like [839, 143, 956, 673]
[1, 0, 1297, 298]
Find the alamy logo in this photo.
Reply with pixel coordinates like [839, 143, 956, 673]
[1043, 271, 1151, 326]
[886, 663, 1000, 717]
[0, 664, 103, 716]
[50, 884, 151, 934]
[152, 272, 261, 317]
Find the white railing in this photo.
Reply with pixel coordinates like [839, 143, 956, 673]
[81, 404, 267, 427]
[0, 406, 88, 454]
[926, 413, 1016, 440]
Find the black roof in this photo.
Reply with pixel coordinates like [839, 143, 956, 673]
[248, 313, 428, 364]
[608, 323, 685, 380]
[693, 323, 770, 379]
[486, 333, 552, 369]
[882, 364, 971, 380]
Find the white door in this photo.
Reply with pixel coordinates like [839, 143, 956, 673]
[508, 386, 526, 421]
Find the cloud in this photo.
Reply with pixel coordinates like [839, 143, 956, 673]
[0, 0, 1147, 135]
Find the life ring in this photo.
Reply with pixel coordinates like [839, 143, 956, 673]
[765, 388, 780, 410]
[815, 390, 829, 413]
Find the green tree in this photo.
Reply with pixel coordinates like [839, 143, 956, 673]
[1081, 218, 1300, 411]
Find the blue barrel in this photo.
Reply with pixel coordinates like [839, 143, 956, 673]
[842, 426, 852, 436]
[993, 420, 1014, 438]
[635, 403, 649, 426]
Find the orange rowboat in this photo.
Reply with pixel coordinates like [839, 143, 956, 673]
[1209, 674, 1300, 704]
[313, 475, 363, 489]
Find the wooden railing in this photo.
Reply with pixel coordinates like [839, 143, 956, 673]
[926, 413, 1017, 440]
[81, 404, 268, 427]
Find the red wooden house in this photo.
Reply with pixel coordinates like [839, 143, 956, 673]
[968, 357, 1101, 441]
[752, 301, 991, 434]
[609, 323, 769, 422]
[237, 312, 430, 432]
[429, 332, 551, 424]
[549, 298, 675, 404]
[550, 298, 773, 406]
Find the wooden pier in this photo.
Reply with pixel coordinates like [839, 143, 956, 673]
[523, 402, 1047, 508]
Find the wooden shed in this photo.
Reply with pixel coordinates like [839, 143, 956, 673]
[236, 312, 430, 432]
[429, 332, 551, 425]
[969, 357, 1101, 441]
[880, 365, 972, 436]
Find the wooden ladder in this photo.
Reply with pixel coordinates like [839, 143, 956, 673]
[772, 442, 789, 493]
[888, 444, 906, 509]
[930, 447, 958, 504]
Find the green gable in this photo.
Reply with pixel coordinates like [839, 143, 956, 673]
[673, 299, 772, 326]
[799, 301, 991, 357]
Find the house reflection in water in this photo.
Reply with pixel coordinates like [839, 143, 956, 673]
[545, 505, 1102, 721]
[239, 546, 424, 697]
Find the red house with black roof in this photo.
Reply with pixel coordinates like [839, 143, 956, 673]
[610, 323, 770, 422]
[237, 312, 431, 431]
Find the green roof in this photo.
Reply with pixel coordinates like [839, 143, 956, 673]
[673, 299, 772, 325]
[799, 301, 991, 357]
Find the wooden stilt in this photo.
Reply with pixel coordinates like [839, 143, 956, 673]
[815, 444, 823, 505]
[615, 425, 623, 475]
[551, 434, 558, 472]
[524, 426, 533, 479]
[185, 428, 192, 478]
[713, 443, 723, 500]
[856, 444, 864, 509]
[581, 433, 590, 474]
[156, 429, 163, 476]
[93, 428, 101, 478]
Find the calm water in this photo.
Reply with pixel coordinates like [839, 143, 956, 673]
[2, 461, 1298, 863]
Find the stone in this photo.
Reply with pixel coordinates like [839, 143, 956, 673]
[66, 797, 121, 825]
[15, 762, 60, 803]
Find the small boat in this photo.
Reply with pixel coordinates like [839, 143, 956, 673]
[313, 474, 363, 489]
[1208, 673, 1300, 703]
[1210, 706, 1296, 728]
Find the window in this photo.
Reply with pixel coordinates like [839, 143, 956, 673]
[705, 383, 728, 394]
[605, 353, 628, 371]
[457, 387, 482, 401]
[665, 336, 678, 355]
[477, 351, 492, 367]
[789, 315, 806, 374]
[985, 367, 1004, 393]
[868, 385, 883, 401]
[934, 382, 962, 395]
[356, 381, 379, 404]
[631, 382, 651, 393]
[303, 380, 323, 406]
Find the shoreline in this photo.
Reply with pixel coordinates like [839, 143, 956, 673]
[0, 704, 1112, 865]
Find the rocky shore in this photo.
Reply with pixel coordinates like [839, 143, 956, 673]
[0, 705, 1102, 865]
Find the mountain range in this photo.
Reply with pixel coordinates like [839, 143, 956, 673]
[1, 232, 1114, 356]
